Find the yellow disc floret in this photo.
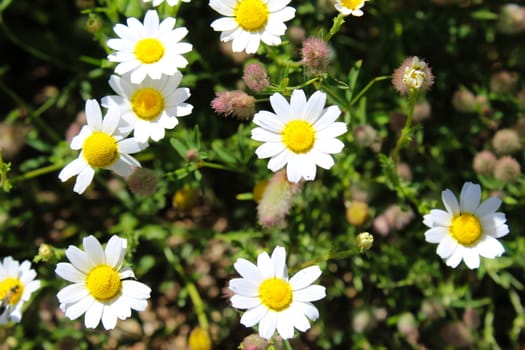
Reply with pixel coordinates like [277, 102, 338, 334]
[282, 120, 315, 154]
[450, 213, 482, 245]
[258, 278, 293, 311]
[234, 0, 269, 32]
[0, 278, 24, 306]
[86, 265, 122, 301]
[131, 88, 165, 121]
[341, 0, 365, 10]
[135, 38, 165, 64]
[82, 132, 119, 168]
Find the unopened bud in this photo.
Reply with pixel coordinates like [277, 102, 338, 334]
[472, 150, 497, 176]
[356, 232, 374, 253]
[188, 327, 212, 350]
[494, 156, 521, 183]
[172, 187, 200, 212]
[239, 333, 270, 350]
[346, 201, 369, 226]
[257, 170, 302, 228]
[243, 63, 270, 92]
[38, 243, 55, 262]
[492, 128, 521, 155]
[127, 168, 158, 196]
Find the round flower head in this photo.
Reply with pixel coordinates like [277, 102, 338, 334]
[251, 89, 347, 183]
[107, 10, 192, 84]
[229, 246, 326, 339]
[334, 0, 369, 17]
[209, 0, 296, 54]
[0, 257, 40, 325]
[58, 99, 148, 195]
[423, 182, 509, 269]
[55, 235, 151, 330]
[143, 0, 190, 7]
[392, 56, 434, 95]
[102, 72, 193, 143]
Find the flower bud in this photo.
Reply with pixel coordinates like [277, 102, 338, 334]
[490, 71, 519, 94]
[189, 327, 212, 350]
[494, 156, 521, 183]
[127, 168, 158, 196]
[172, 187, 200, 212]
[257, 170, 302, 228]
[85, 14, 102, 33]
[239, 334, 270, 350]
[452, 88, 477, 113]
[243, 63, 270, 92]
[211, 90, 256, 120]
[301, 37, 331, 75]
[346, 200, 369, 226]
[37, 243, 55, 262]
[356, 232, 374, 253]
[353, 124, 378, 148]
[491, 128, 521, 155]
[496, 4, 525, 35]
[472, 150, 497, 176]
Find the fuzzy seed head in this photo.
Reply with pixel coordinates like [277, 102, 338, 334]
[494, 156, 521, 183]
[243, 63, 270, 92]
[211, 90, 256, 120]
[491, 128, 521, 155]
[452, 88, 477, 113]
[301, 37, 331, 75]
[472, 150, 497, 176]
[392, 56, 434, 95]
[127, 167, 158, 196]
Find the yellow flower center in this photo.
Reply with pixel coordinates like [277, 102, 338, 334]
[86, 265, 122, 301]
[0, 278, 24, 306]
[83, 132, 119, 168]
[449, 213, 482, 246]
[234, 0, 269, 32]
[282, 120, 315, 154]
[341, 0, 364, 10]
[135, 38, 165, 64]
[258, 278, 293, 312]
[131, 88, 165, 121]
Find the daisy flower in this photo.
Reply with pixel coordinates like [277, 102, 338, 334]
[423, 182, 510, 269]
[334, 0, 369, 17]
[0, 257, 41, 325]
[101, 72, 193, 143]
[58, 99, 148, 195]
[229, 246, 326, 339]
[55, 235, 151, 330]
[209, 0, 296, 54]
[107, 10, 192, 84]
[143, 0, 190, 7]
[251, 89, 347, 183]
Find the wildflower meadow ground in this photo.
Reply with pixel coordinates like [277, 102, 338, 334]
[1, 0, 525, 349]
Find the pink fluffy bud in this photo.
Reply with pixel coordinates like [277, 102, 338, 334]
[472, 150, 497, 176]
[392, 56, 434, 95]
[257, 170, 302, 228]
[243, 63, 270, 92]
[494, 156, 521, 183]
[491, 128, 522, 155]
[301, 37, 331, 75]
[211, 90, 256, 120]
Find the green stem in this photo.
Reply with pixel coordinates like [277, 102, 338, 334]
[164, 248, 209, 330]
[197, 160, 245, 174]
[391, 90, 418, 163]
[280, 77, 321, 91]
[324, 13, 346, 42]
[350, 76, 391, 106]
[321, 82, 351, 112]
[283, 339, 294, 350]
[10, 163, 63, 184]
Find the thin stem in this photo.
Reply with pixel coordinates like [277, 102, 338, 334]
[324, 13, 346, 42]
[350, 76, 391, 106]
[164, 248, 209, 330]
[197, 160, 245, 174]
[283, 339, 294, 350]
[391, 90, 418, 163]
[10, 163, 63, 184]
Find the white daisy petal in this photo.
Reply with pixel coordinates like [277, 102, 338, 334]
[55, 263, 85, 283]
[459, 182, 481, 213]
[276, 309, 296, 339]
[105, 235, 126, 269]
[231, 295, 261, 309]
[101, 306, 118, 330]
[475, 197, 502, 218]
[234, 258, 263, 282]
[290, 266, 322, 290]
[57, 283, 89, 304]
[445, 245, 464, 268]
[442, 189, 460, 216]
[83, 236, 106, 265]
[229, 278, 259, 296]
[240, 304, 268, 327]
[259, 311, 278, 339]
[73, 166, 95, 194]
[271, 246, 287, 279]
[424, 227, 448, 243]
[84, 301, 104, 328]
[436, 236, 458, 259]
[462, 248, 480, 269]
[474, 235, 505, 259]
[293, 285, 326, 302]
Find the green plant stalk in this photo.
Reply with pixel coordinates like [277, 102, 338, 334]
[10, 163, 63, 184]
[391, 90, 418, 163]
[350, 76, 391, 106]
[324, 13, 346, 42]
[283, 339, 294, 350]
[164, 247, 209, 331]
